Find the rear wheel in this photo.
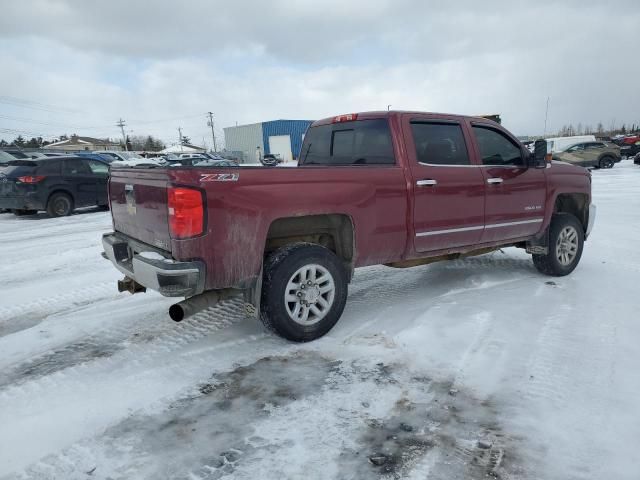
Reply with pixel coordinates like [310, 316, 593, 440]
[260, 243, 348, 342]
[47, 193, 73, 217]
[532, 213, 584, 276]
[599, 156, 615, 169]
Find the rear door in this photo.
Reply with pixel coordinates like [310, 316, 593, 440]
[469, 123, 547, 243]
[403, 116, 486, 253]
[87, 160, 109, 205]
[62, 158, 96, 206]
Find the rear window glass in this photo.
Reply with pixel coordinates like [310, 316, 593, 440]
[410, 122, 470, 165]
[300, 119, 395, 166]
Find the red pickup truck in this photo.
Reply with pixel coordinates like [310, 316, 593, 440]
[103, 111, 595, 341]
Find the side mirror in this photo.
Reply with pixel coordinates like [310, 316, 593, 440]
[530, 139, 549, 168]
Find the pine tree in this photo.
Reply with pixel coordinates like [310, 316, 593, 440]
[12, 135, 25, 147]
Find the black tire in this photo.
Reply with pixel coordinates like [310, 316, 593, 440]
[532, 213, 584, 276]
[260, 243, 348, 342]
[47, 192, 73, 217]
[599, 156, 615, 169]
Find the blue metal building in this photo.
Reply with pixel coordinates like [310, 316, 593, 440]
[224, 119, 313, 163]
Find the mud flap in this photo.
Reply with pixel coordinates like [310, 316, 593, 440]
[526, 227, 549, 255]
[243, 264, 263, 318]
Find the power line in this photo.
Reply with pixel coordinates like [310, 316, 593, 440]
[0, 95, 82, 114]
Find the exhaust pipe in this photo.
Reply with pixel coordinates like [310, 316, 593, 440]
[169, 289, 238, 322]
[118, 276, 146, 294]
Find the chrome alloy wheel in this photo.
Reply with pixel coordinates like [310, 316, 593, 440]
[284, 264, 335, 325]
[556, 226, 578, 266]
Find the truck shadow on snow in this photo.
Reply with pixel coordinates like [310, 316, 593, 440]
[21, 352, 526, 479]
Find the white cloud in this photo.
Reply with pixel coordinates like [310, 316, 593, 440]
[0, 0, 639, 145]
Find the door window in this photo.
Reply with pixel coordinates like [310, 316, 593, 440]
[566, 144, 585, 152]
[87, 160, 109, 175]
[62, 158, 91, 175]
[410, 122, 470, 165]
[472, 126, 524, 166]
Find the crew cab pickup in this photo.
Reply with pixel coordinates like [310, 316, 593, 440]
[103, 111, 595, 341]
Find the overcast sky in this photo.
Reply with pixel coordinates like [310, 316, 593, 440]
[1, 0, 638, 147]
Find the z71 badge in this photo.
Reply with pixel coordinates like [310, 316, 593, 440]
[200, 173, 239, 182]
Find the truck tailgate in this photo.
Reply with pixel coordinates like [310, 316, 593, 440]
[109, 169, 172, 252]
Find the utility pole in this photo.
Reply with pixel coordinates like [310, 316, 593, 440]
[387, 104, 392, 111]
[207, 112, 217, 152]
[178, 127, 184, 152]
[117, 118, 128, 151]
[543, 97, 550, 138]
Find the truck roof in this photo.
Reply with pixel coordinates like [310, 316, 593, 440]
[311, 110, 498, 127]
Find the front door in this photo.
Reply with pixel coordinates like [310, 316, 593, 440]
[404, 117, 486, 253]
[469, 123, 547, 243]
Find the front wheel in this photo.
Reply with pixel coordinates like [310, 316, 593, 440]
[532, 213, 584, 276]
[599, 156, 615, 169]
[260, 243, 348, 342]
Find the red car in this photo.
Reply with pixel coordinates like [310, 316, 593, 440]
[103, 111, 595, 341]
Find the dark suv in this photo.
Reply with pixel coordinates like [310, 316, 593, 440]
[0, 156, 110, 217]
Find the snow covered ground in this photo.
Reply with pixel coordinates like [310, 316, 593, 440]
[1, 161, 639, 479]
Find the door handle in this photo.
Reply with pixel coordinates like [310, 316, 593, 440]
[417, 179, 437, 186]
[486, 177, 503, 184]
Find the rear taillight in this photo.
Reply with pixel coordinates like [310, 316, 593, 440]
[17, 175, 46, 183]
[167, 187, 204, 239]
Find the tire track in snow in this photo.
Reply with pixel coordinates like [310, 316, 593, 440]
[0, 298, 259, 403]
[0, 281, 119, 325]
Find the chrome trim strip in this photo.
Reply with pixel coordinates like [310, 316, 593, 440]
[418, 162, 524, 168]
[484, 218, 544, 229]
[415, 218, 544, 237]
[416, 225, 484, 237]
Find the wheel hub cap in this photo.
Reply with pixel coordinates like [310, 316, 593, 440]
[556, 226, 578, 266]
[285, 264, 335, 326]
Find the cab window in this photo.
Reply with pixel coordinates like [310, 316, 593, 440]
[410, 122, 470, 165]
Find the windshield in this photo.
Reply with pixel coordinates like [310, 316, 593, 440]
[0, 151, 15, 164]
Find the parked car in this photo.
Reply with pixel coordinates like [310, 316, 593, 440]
[95, 151, 144, 162]
[1, 148, 30, 159]
[552, 141, 621, 168]
[546, 135, 596, 153]
[634, 152, 640, 165]
[75, 151, 118, 163]
[0, 156, 110, 217]
[620, 141, 640, 158]
[0, 150, 15, 167]
[102, 110, 595, 342]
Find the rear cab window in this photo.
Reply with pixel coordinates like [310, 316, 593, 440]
[299, 118, 395, 166]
